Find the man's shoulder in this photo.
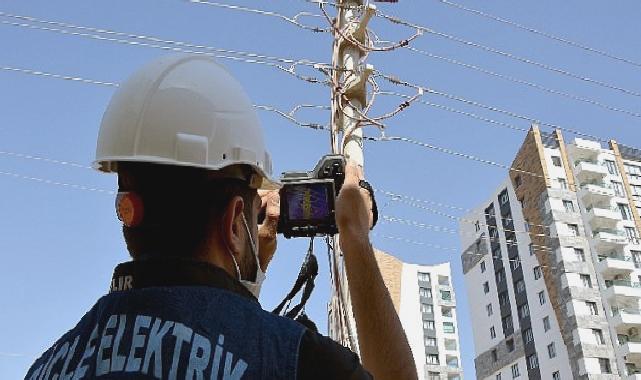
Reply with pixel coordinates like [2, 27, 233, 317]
[297, 329, 373, 380]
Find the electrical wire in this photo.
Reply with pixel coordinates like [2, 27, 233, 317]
[184, 0, 330, 33]
[0, 66, 118, 87]
[376, 72, 610, 143]
[0, 18, 330, 86]
[376, 11, 641, 99]
[0, 170, 114, 195]
[403, 46, 641, 119]
[433, 0, 641, 69]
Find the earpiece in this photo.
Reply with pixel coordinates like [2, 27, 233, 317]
[115, 192, 144, 227]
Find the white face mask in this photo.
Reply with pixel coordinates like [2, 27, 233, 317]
[228, 213, 266, 298]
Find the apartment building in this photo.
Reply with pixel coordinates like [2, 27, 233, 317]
[329, 249, 464, 380]
[460, 125, 641, 379]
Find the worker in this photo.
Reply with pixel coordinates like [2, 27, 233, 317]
[25, 55, 417, 380]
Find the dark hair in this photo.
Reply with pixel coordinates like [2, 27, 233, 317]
[117, 162, 257, 259]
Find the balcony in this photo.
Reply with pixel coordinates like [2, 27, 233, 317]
[586, 206, 621, 229]
[612, 308, 641, 330]
[575, 160, 608, 183]
[620, 341, 641, 361]
[594, 230, 629, 251]
[579, 183, 615, 206]
[596, 255, 635, 277]
[604, 280, 641, 301]
[568, 138, 602, 161]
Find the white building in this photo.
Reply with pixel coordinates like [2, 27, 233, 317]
[329, 249, 464, 380]
[460, 126, 641, 379]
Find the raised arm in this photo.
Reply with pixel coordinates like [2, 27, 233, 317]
[335, 164, 418, 380]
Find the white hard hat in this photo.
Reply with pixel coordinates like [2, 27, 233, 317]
[94, 54, 279, 190]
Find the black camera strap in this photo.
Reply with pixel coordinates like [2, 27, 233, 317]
[272, 238, 319, 320]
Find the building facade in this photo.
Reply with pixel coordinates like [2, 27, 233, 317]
[461, 125, 641, 379]
[329, 249, 464, 380]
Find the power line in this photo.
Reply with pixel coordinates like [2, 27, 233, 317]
[433, 0, 641, 69]
[377, 11, 641, 99]
[0, 170, 114, 195]
[184, 0, 329, 33]
[403, 46, 641, 120]
[0, 18, 329, 85]
[1, 66, 118, 87]
[0, 11, 329, 67]
[367, 135, 549, 180]
[376, 72, 609, 143]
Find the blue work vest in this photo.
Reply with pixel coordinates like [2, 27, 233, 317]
[26, 286, 306, 379]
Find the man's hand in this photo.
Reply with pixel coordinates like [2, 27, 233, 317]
[335, 164, 373, 248]
[257, 190, 280, 272]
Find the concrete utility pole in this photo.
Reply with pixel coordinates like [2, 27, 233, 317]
[328, 0, 376, 355]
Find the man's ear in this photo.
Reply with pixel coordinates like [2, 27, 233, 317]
[222, 196, 246, 257]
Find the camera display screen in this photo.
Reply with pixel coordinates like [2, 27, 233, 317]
[284, 183, 331, 221]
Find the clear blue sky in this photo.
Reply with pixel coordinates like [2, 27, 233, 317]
[1, 0, 641, 378]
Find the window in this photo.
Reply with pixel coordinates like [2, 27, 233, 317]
[533, 266, 542, 280]
[529, 243, 535, 256]
[518, 303, 530, 319]
[515, 279, 525, 293]
[580, 274, 592, 288]
[503, 212, 513, 227]
[514, 175, 522, 189]
[502, 315, 513, 331]
[612, 181, 625, 197]
[632, 184, 641, 198]
[490, 326, 496, 339]
[598, 358, 611, 374]
[423, 320, 435, 330]
[548, 342, 556, 358]
[511, 363, 520, 378]
[486, 303, 493, 316]
[632, 250, 641, 268]
[490, 226, 499, 238]
[420, 287, 432, 298]
[619, 203, 633, 220]
[527, 354, 539, 370]
[552, 371, 561, 380]
[499, 291, 509, 306]
[426, 354, 439, 365]
[574, 248, 586, 262]
[625, 226, 640, 244]
[480, 261, 486, 272]
[625, 163, 641, 179]
[568, 224, 580, 237]
[484, 282, 490, 294]
[538, 291, 546, 305]
[444, 339, 457, 351]
[496, 373, 502, 380]
[418, 272, 431, 282]
[428, 372, 440, 380]
[543, 316, 551, 332]
[523, 327, 533, 343]
[605, 160, 618, 175]
[475, 220, 481, 231]
[496, 269, 506, 283]
[506, 338, 514, 352]
[492, 246, 502, 259]
[510, 257, 521, 270]
[442, 307, 453, 317]
[441, 290, 452, 301]
[425, 337, 437, 347]
[593, 329, 605, 345]
[563, 200, 575, 213]
[586, 301, 598, 315]
[421, 303, 433, 314]
[491, 349, 498, 362]
[551, 156, 562, 167]
[500, 191, 509, 205]
[443, 322, 455, 334]
[558, 178, 568, 190]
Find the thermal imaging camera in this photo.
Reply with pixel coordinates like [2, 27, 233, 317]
[277, 155, 345, 238]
